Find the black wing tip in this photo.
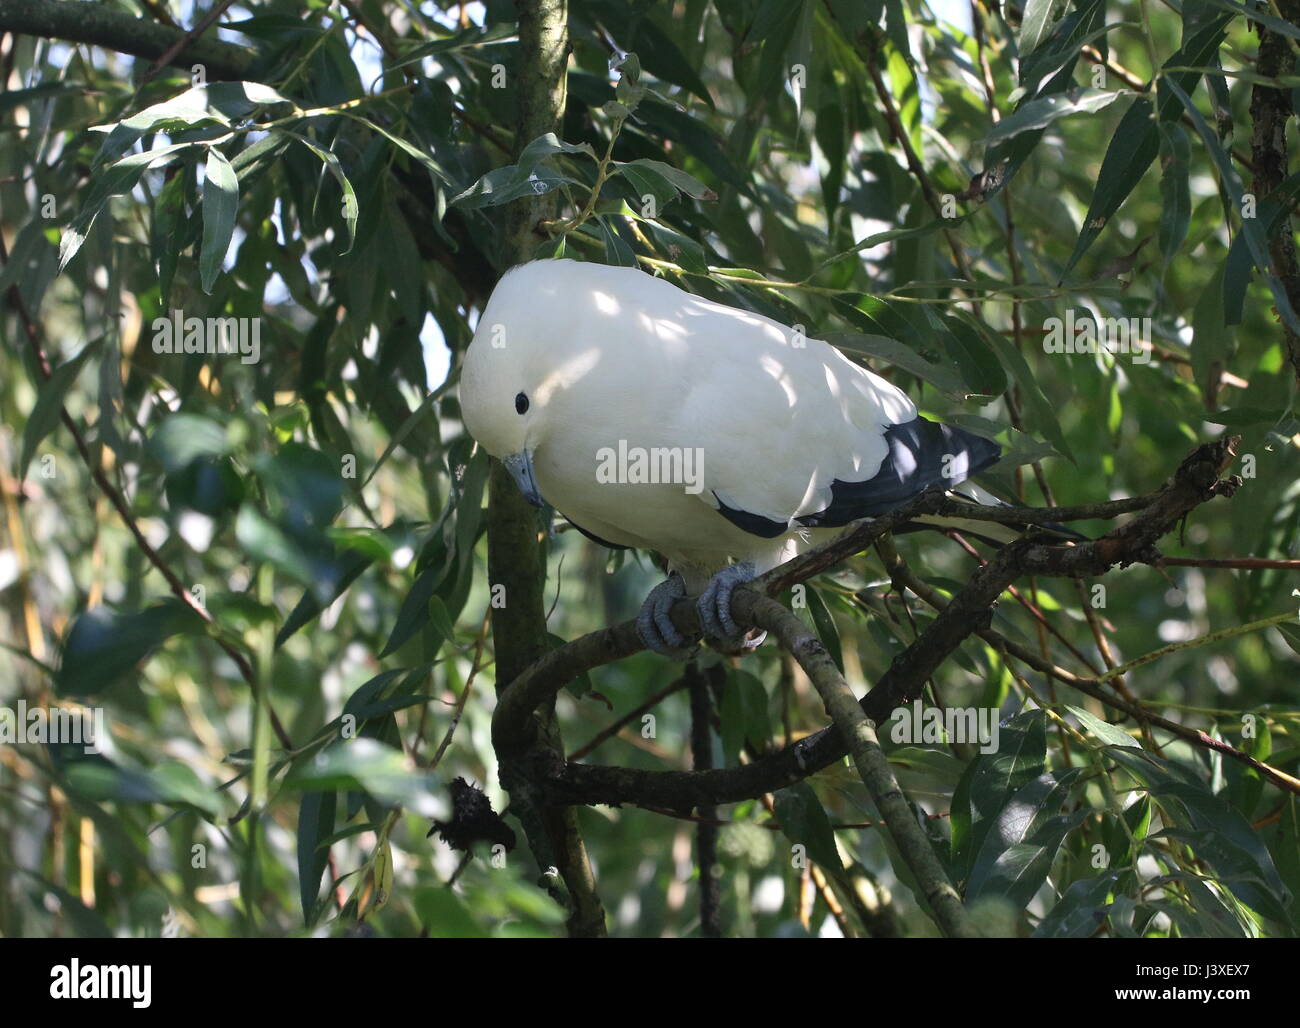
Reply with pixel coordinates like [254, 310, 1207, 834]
[712, 491, 790, 539]
[797, 416, 1002, 528]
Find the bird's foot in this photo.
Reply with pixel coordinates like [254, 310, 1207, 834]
[635, 574, 700, 659]
[698, 562, 767, 655]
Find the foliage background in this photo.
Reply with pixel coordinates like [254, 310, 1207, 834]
[1, 0, 1298, 938]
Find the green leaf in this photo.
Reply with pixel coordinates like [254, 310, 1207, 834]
[200, 148, 239, 293]
[152, 166, 187, 305]
[981, 330, 1075, 461]
[645, 222, 708, 274]
[450, 133, 595, 209]
[277, 549, 374, 647]
[386, 21, 516, 69]
[19, 338, 103, 478]
[774, 782, 842, 877]
[381, 563, 451, 657]
[1068, 705, 1140, 748]
[984, 88, 1125, 147]
[1106, 747, 1292, 922]
[825, 331, 967, 397]
[350, 116, 455, 189]
[941, 314, 1008, 397]
[1064, 7, 1232, 272]
[600, 218, 638, 267]
[0, 82, 91, 116]
[453, 447, 490, 568]
[971, 710, 1048, 820]
[618, 163, 676, 212]
[966, 769, 1084, 904]
[148, 760, 221, 814]
[21, 873, 112, 938]
[626, 158, 717, 201]
[1200, 0, 1300, 43]
[1191, 264, 1232, 388]
[1201, 406, 1284, 427]
[60, 141, 197, 271]
[1032, 871, 1121, 937]
[414, 886, 487, 938]
[56, 601, 206, 697]
[1164, 80, 1300, 335]
[297, 788, 337, 925]
[1156, 122, 1192, 265]
[94, 81, 291, 169]
[148, 413, 230, 473]
[1019, 0, 1069, 56]
[804, 585, 843, 673]
[966, 814, 1087, 907]
[235, 506, 315, 585]
[620, 21, 715, 108]
[721, 670, 772, 765]
[283, 132, 358, 253]
[1064, 98, 1159, 274]
[286, 738, 444, 818]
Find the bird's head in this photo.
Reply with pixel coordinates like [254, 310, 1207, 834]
[459, 264, 605, 508]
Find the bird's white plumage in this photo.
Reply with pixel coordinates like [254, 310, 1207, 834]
[460, 259, 956, 587]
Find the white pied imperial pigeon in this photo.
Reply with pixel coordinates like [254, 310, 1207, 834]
[459, 259, 1001, 656]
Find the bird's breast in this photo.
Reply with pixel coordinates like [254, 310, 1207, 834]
[534, 441, 770, 566]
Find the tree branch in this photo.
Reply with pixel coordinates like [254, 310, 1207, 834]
[484, 0, 606, 940]
[748, 593, 978, 937]
[688, 663, 721, 937]
[1250, 0, 1300, 384]
[494, 438, 1249, 813]
[0, 0, 255, 79]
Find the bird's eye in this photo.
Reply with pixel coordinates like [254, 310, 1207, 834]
[515, 392, 529, 415]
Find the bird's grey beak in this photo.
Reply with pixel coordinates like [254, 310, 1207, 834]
[503, 450, 544, 507]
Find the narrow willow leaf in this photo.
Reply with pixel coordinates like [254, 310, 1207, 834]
[1019, 0, 1068, 56]
[284, 132, 358, 253]
[297, 789, 337, 925]
[1063, 98, 1159, 274]
[1157, 122, 1192, 265]
[200, 148, 239, 294]
[983, 87, 1124, 147]
[19, 338, 103, 477]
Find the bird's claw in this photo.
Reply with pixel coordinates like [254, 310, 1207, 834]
[697, 562, 766, 654]
[636, 575, 700, 659]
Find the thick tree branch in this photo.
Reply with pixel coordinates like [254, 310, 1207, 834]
[484, 0, 607, 940]
[1250, 0, 1300, 383]
[688, 663, 721, 937]
[0, 0, 255, 79]
[494, 439, 1247, 812]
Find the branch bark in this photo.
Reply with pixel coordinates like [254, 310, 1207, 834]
[0, 0, 255, 79]
[749, 594, 978, 937]
[688, 663, 721, 937]
[485, 0, 606, 939]
[1249, 0, 1300, 384]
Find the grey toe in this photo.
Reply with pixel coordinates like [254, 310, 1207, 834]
[636, 575, 698, 658]
[697, 562, 758, 650]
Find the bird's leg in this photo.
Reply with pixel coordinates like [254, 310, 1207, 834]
[635, 574, 701, 659]
[698, 562, 767, 655]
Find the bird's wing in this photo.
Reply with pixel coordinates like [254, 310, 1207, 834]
[663, 300, 998, 535]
